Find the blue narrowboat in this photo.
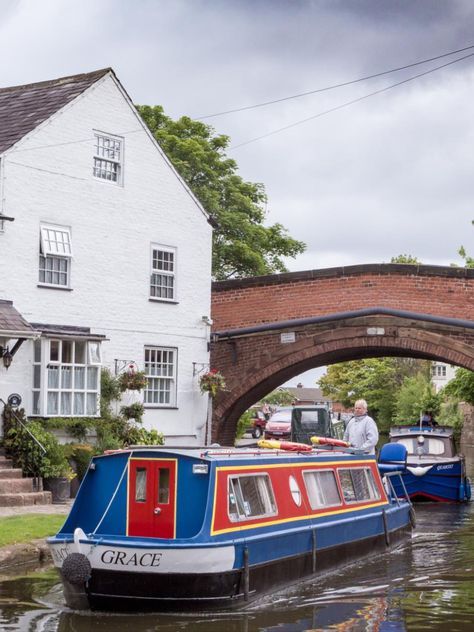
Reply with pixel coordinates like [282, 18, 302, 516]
[48, 443, 413, 611]
[386, 426, 471, 503]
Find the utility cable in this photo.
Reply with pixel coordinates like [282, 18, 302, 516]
[196, 43, 474, 120]
[230, 51, 474, 150]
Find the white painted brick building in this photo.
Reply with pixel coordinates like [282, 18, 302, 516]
[0, 69, 213, 444]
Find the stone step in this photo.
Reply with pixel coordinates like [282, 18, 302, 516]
[0, 468, 22, 479]
[0, 491, 52, 507]
[0, 478, 36, 494]
[0, 457, 14, 470]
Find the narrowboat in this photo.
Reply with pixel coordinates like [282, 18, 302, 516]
[386, 425, 471, 503]
[48, 442, 413, 612]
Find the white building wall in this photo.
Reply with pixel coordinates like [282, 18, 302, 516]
[0, 73, 212, 444]
[431, 362, 457, 393]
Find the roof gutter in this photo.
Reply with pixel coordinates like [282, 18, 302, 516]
[212, 306, 474, 340]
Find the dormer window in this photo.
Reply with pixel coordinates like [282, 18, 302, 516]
[93, 132, 123, 184]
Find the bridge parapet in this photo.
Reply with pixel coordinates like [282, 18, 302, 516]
[210, 264, 474, 444]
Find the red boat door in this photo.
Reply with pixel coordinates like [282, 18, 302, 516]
[128, 458, 177, 538]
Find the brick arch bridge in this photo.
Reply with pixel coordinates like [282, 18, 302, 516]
[209, 263, 474, 444]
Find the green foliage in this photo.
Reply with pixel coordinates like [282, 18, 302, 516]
[236, 410, 254, 440]
[120, 402, 145, 422]
[5, 416, 75, 480]
[40, 417, 97, 442]
[438, 398, 464, 441]
[125, 427, 164, 446]
[390, 254, 421, 264]
[118, 370, 148, 392]
[137, 104, 305, 279]
[62, 443, 94, 479]
[444, 368, 474, 405]
[393, 372, 441, 424]
[319, 358, 431, 432]
[100, 368, 122, 417]
[261, 389, 294, 406]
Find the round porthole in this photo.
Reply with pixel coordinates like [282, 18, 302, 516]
[289, 475, 302, 506]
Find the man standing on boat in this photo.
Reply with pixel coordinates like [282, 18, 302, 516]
[344, 399, 379, 454]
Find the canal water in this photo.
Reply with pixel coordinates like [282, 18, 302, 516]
[1, 457, 474, 631]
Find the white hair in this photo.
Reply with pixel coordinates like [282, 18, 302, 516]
[354, 399, 368, 411]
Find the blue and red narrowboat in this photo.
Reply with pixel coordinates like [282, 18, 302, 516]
[387, 426, 471, 503]
[48, 442, 413, 611]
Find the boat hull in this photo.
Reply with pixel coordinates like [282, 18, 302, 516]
[51, 508, 412, 611]
[391, 459, 469, 502]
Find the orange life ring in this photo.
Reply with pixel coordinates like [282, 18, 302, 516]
[310, 436, 350, 448]
[258, 439, 312, 452]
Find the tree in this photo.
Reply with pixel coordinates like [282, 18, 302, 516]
[444, 368, 474, 404]
[319, 358, 430, 431]
[137, 105, 305, 279]
[390, 254, 421, 264]
[393, 372, 441, 424]
[261, 389, 295, 407]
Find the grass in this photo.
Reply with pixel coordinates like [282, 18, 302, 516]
[0, 514, 66, 547]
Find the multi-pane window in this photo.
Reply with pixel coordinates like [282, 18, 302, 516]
[93, 133, 123, 183]
[303, 469, 342, 509]
[38, 224, 72, 287]
[228, 474, 277, 521]
[338, 468, 380, 504]
[32, 338, 101, 417]
[144, 347, 177, 406]
[432, 364, 447, 377]
[150, 246, 176, 301]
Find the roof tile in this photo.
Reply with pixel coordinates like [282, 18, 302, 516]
[0, 69, 111, 154]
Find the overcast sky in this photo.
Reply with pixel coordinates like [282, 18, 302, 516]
[2, 1, 474, 384]
[1, 0, 474, 271]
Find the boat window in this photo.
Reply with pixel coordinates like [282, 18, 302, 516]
[228, 474, 277, 521]
[303, 469, 342, 509]
[289, 475, 302, 506]
[338, 468, 380, 503]
[158, 468, 170, 504]
[135, 468, 147, 502]
[394, 437, 448, 456]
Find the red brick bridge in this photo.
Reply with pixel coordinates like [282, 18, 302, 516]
[210, 263, 474, 444]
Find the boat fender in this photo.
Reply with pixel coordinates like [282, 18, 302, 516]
[257, 439, 312, 452]
[310, 436, 350, 448]
[61, 552, 92, 585]
[409, 506, 416, 529]
[466, 478, 472, 501]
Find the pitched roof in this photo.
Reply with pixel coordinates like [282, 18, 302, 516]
[281, 386, 330, 402]
[0, 68, 111, 155]
[0, 300, 37, 337]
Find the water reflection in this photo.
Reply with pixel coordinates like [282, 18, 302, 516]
[1, 503, 474, 631]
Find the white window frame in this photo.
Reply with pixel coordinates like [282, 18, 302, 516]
[93, 131, 123, 184]
[149, 244, 177, 302]
[38, 223, 72, 288]
[338, 467, 380, 504]
[228, 473, 277, 522]
[32, 338, 101, 417]
[303, 469, 342, 510]
[143, 346, 177, 407]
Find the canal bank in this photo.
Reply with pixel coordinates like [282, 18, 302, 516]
[0, 501, 71, 572]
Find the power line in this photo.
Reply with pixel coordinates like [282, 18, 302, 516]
[197, 43, 474, 120]
[230, 51, 474, 151]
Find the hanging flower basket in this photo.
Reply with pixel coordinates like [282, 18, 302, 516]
[199, 369, 226, 398]
[118, 370, 148, 392]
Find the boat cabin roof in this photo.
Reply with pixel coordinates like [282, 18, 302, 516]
[389, 425, 453, 438]
[99, 444, 362, 464]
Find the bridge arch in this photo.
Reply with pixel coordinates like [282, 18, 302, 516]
[210, 264, 474, 444]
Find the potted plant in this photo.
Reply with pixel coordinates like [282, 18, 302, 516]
[40, 441, 76, 503]
[118, 368, 148, 392]
[199, 369, 226, 398]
